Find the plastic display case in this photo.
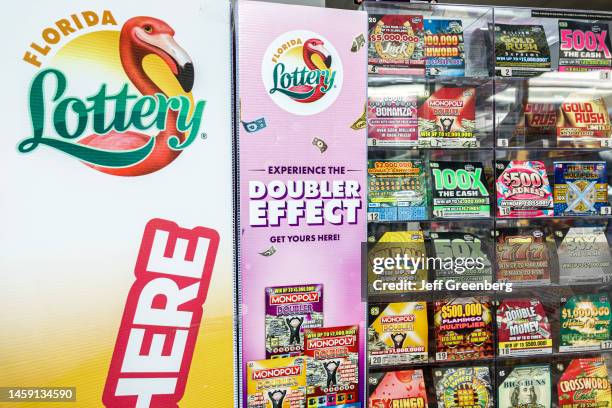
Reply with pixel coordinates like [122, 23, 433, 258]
[364, 2, 612, 407]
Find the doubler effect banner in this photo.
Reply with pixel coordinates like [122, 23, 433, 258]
[236, 1, 367, 407]
[1, 1, 234, 407]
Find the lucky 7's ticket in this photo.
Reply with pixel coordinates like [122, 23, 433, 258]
[434, 297, 494, 361]
[304, 326, 359, 407]
[265, 284, 324, 358]
[496, 228, 552, 286]
[496, 298, 552, 356]
[247, 356, 306, 408]
[367, 302, 428, 367]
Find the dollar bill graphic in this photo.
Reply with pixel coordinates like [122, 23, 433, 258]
[312, 137, 328, 153]
[242, 117, 267, 133]
[351, 105, 367, 130]
[259, 246, 277, 257]
[351, 33, 365, 52]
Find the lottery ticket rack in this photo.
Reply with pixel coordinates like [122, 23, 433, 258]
[364, 2, 612, 407]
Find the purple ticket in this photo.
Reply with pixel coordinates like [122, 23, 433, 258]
[265, 284, 324, 358]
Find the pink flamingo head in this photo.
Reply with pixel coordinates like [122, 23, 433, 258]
[120, 16, 194, 93]
[303, 38, 332, 70]
[80, 17, 196, 177]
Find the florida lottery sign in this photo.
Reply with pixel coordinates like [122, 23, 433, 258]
[1, 1, 234, 407]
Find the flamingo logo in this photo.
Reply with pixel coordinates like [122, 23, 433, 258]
[262, 30, 343, 116]
[19, 15, 205, 176]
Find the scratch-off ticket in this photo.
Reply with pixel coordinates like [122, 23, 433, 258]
[434, 297, 494, 361]
[265, 284, 324, 358]
[304, 325, 359, 407]
[497, 298, 552, 356]
[368, 302, 428, 367]
[368, 369, 428, 408]
[247, 356, 306, 408]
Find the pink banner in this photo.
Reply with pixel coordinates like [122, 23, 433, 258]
[236, 1, 367, 406]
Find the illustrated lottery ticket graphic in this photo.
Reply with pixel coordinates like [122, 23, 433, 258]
[434, 297, 494, 361]
[368, 369, 428, 408]
[498, 365, 552, 408]
[434, 366, 493, 408]
[368, 302, 428, 367]
[265, 284, 324, 358]
[496, 161, 553, 218]
[558, 358, 612, 408]
[247, 356, 307, 408]
[496, 298, 552, 356]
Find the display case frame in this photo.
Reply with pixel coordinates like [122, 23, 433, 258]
[364, 2, 612, 407]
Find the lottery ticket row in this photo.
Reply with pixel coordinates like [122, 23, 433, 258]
[368, 83, 612, 150]
[367, 11, 612, 77]
[366, 225, 612, 289]
[252, 288, 612, 407]
[367, 296, 612, 366]
[368, 159, 610, 221]
[368, 356, 612, 408]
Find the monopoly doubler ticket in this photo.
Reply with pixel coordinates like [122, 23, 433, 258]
[304, 325, 359, 407]
[247, 356, 306, 408]
[368, 302, 428, 367]
[265, 284, 324, 358]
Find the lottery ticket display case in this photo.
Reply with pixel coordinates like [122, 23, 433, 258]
[364, 2, 612, 408]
